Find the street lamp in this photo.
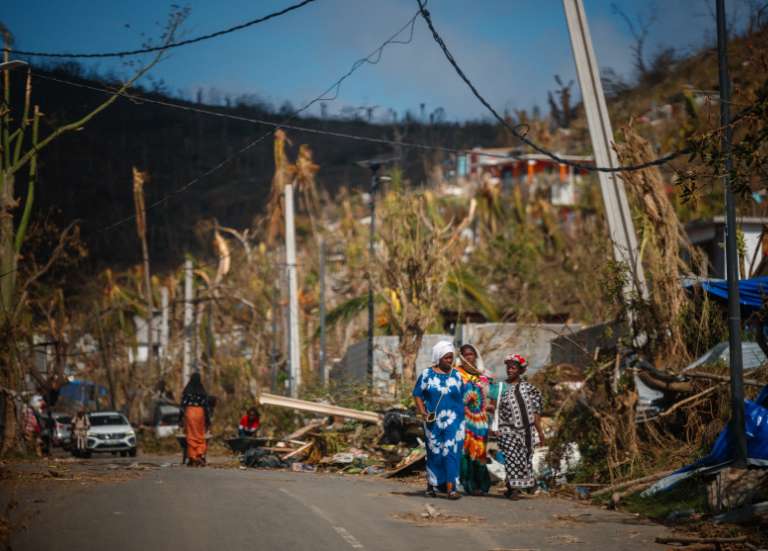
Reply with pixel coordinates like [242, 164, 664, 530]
[356, 155, 399, 382]
[0, 60, 29, 72]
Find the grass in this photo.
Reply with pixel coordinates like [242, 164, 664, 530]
[618, 476, 709, 520]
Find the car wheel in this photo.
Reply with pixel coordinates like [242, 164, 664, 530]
[120, 451, 128, 457]
[128, 448, 137, 457]
[111, 452, 118, 456]
[83, 452, 91, 459]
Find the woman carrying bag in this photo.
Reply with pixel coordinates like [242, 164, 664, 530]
[413, 341, 466, 499]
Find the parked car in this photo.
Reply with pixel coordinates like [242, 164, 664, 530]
[51, 412, 72, 448]
[152, 403, 181, 439]
[76, 412, 137, 458]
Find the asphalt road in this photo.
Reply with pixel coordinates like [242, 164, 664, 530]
[9, 457, 671, 551]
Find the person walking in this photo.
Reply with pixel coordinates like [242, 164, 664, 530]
[413, 341, 466, 499]
[72, 408, 90, 455]
[455, 344, 491, 495]
[491, 354, 546, 499]
[180, 373, 210, 467]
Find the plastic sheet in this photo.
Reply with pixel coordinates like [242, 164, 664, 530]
[643, 385, 768, 496]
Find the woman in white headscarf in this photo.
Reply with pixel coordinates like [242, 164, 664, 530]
[412, 340, 466, 499]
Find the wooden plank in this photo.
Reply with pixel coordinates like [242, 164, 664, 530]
[384, 451, 426, 478]
[282, 441, 314, 460]
[285, 420, 324, 441]
[259, 393, 381, 423]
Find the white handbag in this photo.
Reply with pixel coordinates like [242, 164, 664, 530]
[490, 381, 503, 432]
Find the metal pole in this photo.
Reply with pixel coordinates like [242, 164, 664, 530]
[562, 0, 648, 304]
[182, 259, 194, 385]
[285, 182, 301, 397]
[367, 168, 379, 381]
[319, 237, 327, 385]
[270, 279, 279, 393]
[160, 287, 169, 365]
[717, 0, 747, 467]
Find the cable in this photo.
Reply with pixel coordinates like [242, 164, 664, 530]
[9, 0, 319, 59]
[415, 0, 689, 173]
[39, 7, 432, 238]
[0, 10, 427, 282]
[35, 72, 515, 160]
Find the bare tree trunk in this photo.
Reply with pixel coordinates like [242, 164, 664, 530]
[95, 303, 117, 410]
[400, 331, 425, 383]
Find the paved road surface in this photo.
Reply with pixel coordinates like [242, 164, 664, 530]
[9, 457, 670, 551]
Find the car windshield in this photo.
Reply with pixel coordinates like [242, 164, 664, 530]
[89, 415, 128, 426]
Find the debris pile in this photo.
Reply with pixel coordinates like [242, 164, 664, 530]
[233, 395, 425, 477]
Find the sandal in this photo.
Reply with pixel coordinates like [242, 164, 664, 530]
[446, 491, 462, 500]
[504, 488, 520, 500]
[425, 487, 437, 498]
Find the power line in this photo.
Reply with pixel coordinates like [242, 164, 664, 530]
[36, 72, 515, 160]
[0, 9, 426, 282]
[8, 0, 319, 59]
[415, 0, 689, 173]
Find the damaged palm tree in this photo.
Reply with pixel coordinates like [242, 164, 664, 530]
[132, 167, 156, 377]
[614, 124, 711, 367]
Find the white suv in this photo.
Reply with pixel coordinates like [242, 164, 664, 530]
[81, 412, 137, 458]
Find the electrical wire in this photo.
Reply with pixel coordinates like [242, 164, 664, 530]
[9, 0, 319, 59]
[0, 9, 427, 281]
[415, 0, 690, 173]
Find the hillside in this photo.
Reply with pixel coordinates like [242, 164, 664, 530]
[15, 64, 503, 271]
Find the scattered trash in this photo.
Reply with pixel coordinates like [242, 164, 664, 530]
[291, 462, 317, 473]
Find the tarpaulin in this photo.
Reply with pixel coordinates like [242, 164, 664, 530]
[643, 385, 768, 496]
[693, 276, 768, 313]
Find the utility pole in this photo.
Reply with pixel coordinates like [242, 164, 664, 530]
[285, 181, 301, 398]
[160, 287, 169, 366]
[367, 167, 379, 381]
[270, 277, 279, 393]
[562, 0, 648, 303]
[319, 237, 327, 385]
[183, 258, 195, 384]
[717, 0, 747, 467]
[357, 156, 398, 381]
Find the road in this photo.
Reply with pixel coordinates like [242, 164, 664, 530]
[7, 455, 671, 551]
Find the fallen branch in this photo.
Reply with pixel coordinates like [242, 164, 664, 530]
[657, 384, 722, 419]
[655, 535, 747, 545]
[685, 371, 763, 388]
[592, 469, 675, 498]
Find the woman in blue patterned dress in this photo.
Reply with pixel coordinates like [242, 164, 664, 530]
[413, 341, 466, 499]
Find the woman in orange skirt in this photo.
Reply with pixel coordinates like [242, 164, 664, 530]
[180, 373, 210, 466]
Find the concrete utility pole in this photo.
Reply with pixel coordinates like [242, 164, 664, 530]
[563, 0, 648, 302]
[367, 168, 379, 381]
[319, 237, 327, 385]
[716, 0, 747, 467]
[285, 182, 301, 397]
[182, 259, 195, 384]
[160, 287, 169, 365]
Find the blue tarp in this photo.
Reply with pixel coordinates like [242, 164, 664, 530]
[696, 276, 768, 313]
[643, 385, 768, 496]
[59, 380, 109, 405]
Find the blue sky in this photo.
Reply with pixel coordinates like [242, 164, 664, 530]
[2, 1, 748, 121]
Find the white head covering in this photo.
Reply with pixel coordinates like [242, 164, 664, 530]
[458, 343, 485, 373]
[431, 340, 455, 365]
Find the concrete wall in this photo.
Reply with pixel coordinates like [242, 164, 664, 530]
[333, 323, 583, 396]
[461, 323, 581, 380]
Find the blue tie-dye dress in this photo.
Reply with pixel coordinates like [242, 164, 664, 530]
[412, 367, 466, 490]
